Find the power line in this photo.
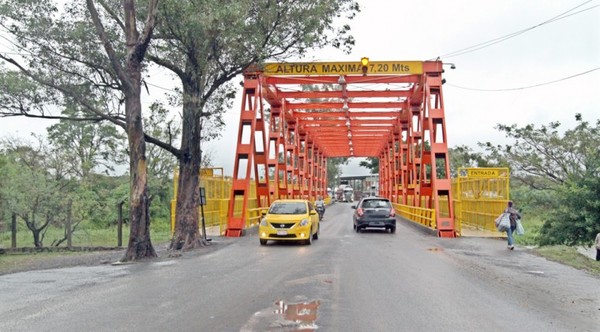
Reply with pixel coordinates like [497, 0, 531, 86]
[145, 81, 178, 93]
[447, 67, 599, 92]
[436, 0, 599, 59]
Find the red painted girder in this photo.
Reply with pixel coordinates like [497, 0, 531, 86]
[262, 84, 282, 108]
[303, 126, 395, 131]
[265, 75, 420, 85]
[277, 90, 412, 99]
[286, 101, 406, 110]
[302, 119, 397, 125]
[292, 111, 403, 119]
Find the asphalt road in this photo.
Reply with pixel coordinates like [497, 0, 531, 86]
[1, 203, 599, 331]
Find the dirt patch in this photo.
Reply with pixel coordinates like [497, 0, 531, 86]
[0, 240, 229, 276]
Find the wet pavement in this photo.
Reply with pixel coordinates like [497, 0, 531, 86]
[1, 204, 598, 331]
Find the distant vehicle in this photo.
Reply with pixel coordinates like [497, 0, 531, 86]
[259, 199, 320, 245]
[343, 186, 354, 203]
[352, 197, 396, 233]
[335, 187, 344, 202]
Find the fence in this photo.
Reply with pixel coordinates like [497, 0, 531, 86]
[170, 168, 262, 235]
[168, 167, 511, 237]
[388, 168, 510, 236]
[452, 167, 510, 234]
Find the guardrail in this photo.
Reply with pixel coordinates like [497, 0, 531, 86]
[170, 167, 511, 237]
[392, 203, 436, 230]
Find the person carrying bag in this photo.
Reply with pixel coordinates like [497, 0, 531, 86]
[497, 201, 522, 250]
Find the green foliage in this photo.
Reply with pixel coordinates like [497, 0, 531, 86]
[483, 115, 600, 246]
[0, 138, 64, 246]
[359, 157, 379, 174]
[0, 224, 173, 249]
[144, 103, 179, 179]
[327, 157, 349, 188]
[0, 136, 173, 245]
[539, 176, 600, 246]
[513, 213, 543, 246]
[534, 246, 600, 277]
[0, 0, 126, 115]
[146, 0, 361, 157]
[448, 145, 491, 178]
[481, 116, 600, 189]
[47, 105, 127, 178]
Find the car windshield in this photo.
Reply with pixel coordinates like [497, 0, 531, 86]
[361, 199, 390, 208]
[269, 202, 307, 215]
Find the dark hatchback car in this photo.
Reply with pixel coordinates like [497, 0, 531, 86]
[352, 197, 396, 233]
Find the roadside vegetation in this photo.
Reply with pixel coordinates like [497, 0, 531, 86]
[469, 116, 600, 272]
[0, 2, 597, 275]
[0, 0, 361, 260]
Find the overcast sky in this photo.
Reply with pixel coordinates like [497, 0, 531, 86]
[1, 0, 599, 177]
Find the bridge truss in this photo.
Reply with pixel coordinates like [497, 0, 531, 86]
[226, 60, 456, 238]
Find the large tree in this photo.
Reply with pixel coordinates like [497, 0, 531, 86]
[480, 115, 600, 190]
[145, 0, 360, 250]
[0, 0, 160, 260]
[0, 137, 63, 247]
[46, 104, 126, 179]
[482, 114, 600, 245]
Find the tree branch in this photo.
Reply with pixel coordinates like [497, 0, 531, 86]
[144, 132, 182, 159]
[146, 54, 186, 80]
[97, 0, 126, 33]
[135, 0, 160, 63]
[86, 0, 131, 92]
[0, 54, 126, 130]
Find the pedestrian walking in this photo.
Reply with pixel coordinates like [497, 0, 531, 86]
[595, 231, 600, 261]
[504, 201, 521, 250]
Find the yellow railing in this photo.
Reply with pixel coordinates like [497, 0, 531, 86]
[392, 203, 436, 229]
[170, 167, 510, 237]
[170, 168, 285, 235]
[453, 167, 510, 233]
[387, 168, 510, 236]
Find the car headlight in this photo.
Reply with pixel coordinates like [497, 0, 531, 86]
[260, 218, 267, 226]
[299, 218, 309, 227]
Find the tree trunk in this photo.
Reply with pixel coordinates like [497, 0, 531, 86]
[122, 62, 157, 261]
[32, 229, 42, 248]
[170, 79, 205, 250]
[11, 212, 17, 248]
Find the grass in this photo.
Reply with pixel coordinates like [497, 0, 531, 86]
[1, 224, 173, 248]
[0, 251, 88, 275]
[533, 245, 600, 277]
[0, 225, 174, 275]
[514, 216, 543, 246]
[514, 215, 600, 277]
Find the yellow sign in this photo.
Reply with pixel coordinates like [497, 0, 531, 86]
[467, 169, 500, 178]
[200, 168, 214, 177]
[263, 61, 423, 76]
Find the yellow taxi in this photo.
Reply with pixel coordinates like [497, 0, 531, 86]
[259, 199, 320, 245]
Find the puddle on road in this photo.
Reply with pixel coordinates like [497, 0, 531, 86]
[273, 299, 320, 331]
[272, 300, 320, 331]
[242, 299, 320, 331]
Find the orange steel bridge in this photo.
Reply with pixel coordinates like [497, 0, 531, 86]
[226, 59, 455, 238]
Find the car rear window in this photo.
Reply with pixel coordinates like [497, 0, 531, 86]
[361, 199, 391, 208]
[269, 202, 307, 215]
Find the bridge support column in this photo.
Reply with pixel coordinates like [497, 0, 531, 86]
[226, 74, 269, 237]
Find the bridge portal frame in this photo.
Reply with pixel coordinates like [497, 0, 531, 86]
[226, 60, 456, 237]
